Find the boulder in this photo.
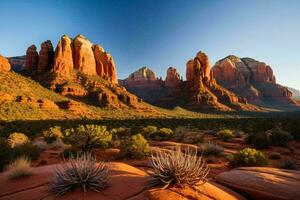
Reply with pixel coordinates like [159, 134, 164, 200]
[216, 167, 300, 200]
[165, 67, 181, 87]
[72, 34, 97, 75]
[0, 54, 11, 71]
[37, 40, 54, 72]
[53, 35, 74, 77]
[24, 45, 38, 71]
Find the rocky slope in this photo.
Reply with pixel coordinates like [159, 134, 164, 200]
[21, 34, 152, 110]
[212, 55, 298, 107]
[158, 51, 258, 111]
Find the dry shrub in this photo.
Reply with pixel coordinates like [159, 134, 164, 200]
[6, 157, 33, 179]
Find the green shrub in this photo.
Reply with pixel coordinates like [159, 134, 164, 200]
[0, 137, 12, 171]
[60, 147, 78, 159]
[141, 125, 158, 137]
[151, 128, 173, 141]
[64, 125, 112, 152]
[8, 132, 29, 148]
[110, 127, 131, 139]
[228, 148, 268, 167]
[246, 132, 271, 149]
[269, 152, 282, 160]
[217, 129, 234, 141]
[269, 128, 293, 147]
[280, 160, 297, 170]
[199, 142, 224, 157]
[6, 157, 33, 179]
[12, 143, 40, 161]
[120, 134, 149, 159]
[42, 126, 63, 144]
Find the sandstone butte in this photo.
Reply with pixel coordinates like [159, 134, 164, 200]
[212, 55, 297, 106]
[24, 34, 118, 84]
[158, 51, 258, 111]
[165, 67, 181, 88]
[0, 54, 11, 71]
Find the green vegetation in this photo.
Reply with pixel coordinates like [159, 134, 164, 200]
[217, 129, 234, 141]
[64, 124, 112, 152]
[42, 126, 63, 144]
[280, 160, 298, 170]
[12, 142, 41, 161]
[228, 148, 268, 167]
[8, 132, 29, 148]
[246, 132, 271, 149]
[269, 128, 293, 147]
[148, 147, 209, 188]
[50, 153, 108, 196]
[120, 134, 149, 159]
[269, 152, 282, 160]
[0, 137, 12, 171]
[6, 157, 33, 179]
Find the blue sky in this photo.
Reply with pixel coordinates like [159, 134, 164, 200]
[0, 0, 299, 89]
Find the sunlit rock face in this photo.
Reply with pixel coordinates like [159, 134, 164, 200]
[0, 54, 11, 71]
[37, 40, 54, 72]
[212, 55, 297, 106]
[165, 67, 181, 88]
[24, 45, 39, 71]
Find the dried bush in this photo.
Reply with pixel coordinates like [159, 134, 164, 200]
[228, 148, 268, 167]
[8, 132, 29, 148]
[148, 147, 209, 189]
[50, 153, 109, 196]
[199, 142, 224, 156]
[6, 157, 33, 179]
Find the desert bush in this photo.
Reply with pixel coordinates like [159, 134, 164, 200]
[151, 128, 173, 141]
[60, 147, 79, 159]
[33, 140, 48, 150]
[64, 125, 112, 152]
[42, 126, 63, 144]
[50, 153, 109, 196]
[269, 128, 293, 147]
[246, 132, 271, 149]
[110, 127, 131, 139]
[6, 157, 33, 179]
[199, 142, 224, 156]
[119, 134, 149, 159]
[148, 147, 209, 188]
[8, 132, 29, 148]
[217, 129, 234, 141]
[280, 160, 298, 170]
[141, 125, 158, 137]
[0, 137, 12, 171]
[12, 142, 41, 161]
[269, 152, 282, 160]
[228, 148, 268, 167]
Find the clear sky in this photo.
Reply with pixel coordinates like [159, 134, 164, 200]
[0, 0, 299, 89]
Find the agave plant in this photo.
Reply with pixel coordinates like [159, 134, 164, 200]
[148, 147, 209, 189]
[50, 153, 109, 196]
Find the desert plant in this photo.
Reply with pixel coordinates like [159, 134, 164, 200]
[8, 132, 29, 148]
[148, 147, 209, 189]
[269, 128, 293, 147]
[120, 134, 149, 159]
[42, 126, 63, 144]
[0, 137, 12, 171]
[50, 153, 109, 196]
[228, 148, 268, 167]
[199, 142, 224, 156]
[110, 127, 131, 139]
[6, 157, 33, 179]
[12, 142, 41, 161]
[269, 152, 282, 160]
[217, 129, 234, 141]
[64, 125, 112, 152]
[151, 128, 173, 141]
[141, 125, 158, 137]
[280, 160, 298, 170]
[246, 132, 271, 149]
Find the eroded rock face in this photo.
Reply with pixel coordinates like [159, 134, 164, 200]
[0, 54, 11, 71]
[212, 56, 297, 106]
[165, 67, 181, 87]
[24, 45, 38, 70]
[37, 40, 54, 72]
[93, 44, 118, 84]
[72, 34, 97, 75]
[53, 35, 74, 77]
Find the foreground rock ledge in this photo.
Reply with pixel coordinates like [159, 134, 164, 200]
[216, 167, 300, 200]
[0, 162, 244, 200]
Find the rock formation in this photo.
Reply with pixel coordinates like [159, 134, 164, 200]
[72, 34, 97, 75]
[37, 40, 54, 72]
[24, 45, 38, 70]
[165, 67, 181, 87]
[0, 54, 11, 71]
[53, 35, 74, 77]
[212, 55, 297, 106]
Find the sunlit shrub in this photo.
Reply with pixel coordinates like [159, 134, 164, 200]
[6, 157, 33, 179]
[42, 126, 63, 144]
[8, 132, 29, 148]
[217, 129, 234, 141]
[228, 148, 268, 167]
[119, 134, 149, 159]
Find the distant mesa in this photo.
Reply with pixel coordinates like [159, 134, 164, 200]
[212, 55, 298, 107]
